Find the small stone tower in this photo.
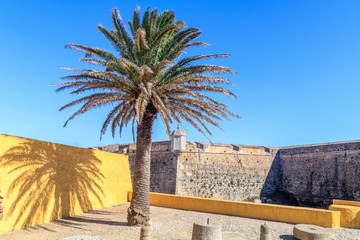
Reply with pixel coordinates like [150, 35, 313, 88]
[170, 125, 186, 151]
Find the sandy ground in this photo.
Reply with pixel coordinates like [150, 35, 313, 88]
[0, 202, 359, 240]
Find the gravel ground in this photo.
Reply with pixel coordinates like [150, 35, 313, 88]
[0, 202, 359, 240]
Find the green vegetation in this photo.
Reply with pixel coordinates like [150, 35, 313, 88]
[56, 6, 238, 226]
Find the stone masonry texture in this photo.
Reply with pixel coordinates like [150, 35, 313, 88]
[274, 142, 360, 207]
[97, 140, 360, 208]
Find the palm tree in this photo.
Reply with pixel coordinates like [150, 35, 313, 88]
[55, 6, 239, 226]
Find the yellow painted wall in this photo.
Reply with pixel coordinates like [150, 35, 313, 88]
[128, 192, 341, 228]
[0, 134, 132, 233]
[329, 204, 360, 228]
[329, 200, 360, 228]
[333, 199, 360, 207]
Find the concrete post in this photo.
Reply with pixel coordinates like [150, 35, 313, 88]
[191, 222, 222, 240]
[140, 226, 152, 240]
[260, 223, 271, 240]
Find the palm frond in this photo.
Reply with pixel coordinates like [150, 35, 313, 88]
[57, 6, 239, 139]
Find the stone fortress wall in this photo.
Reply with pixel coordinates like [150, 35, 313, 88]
[97, 140, 277, 202]
[175, 142, 276, 201]
[263, 141, 360, 207]
[97, 132, 360, 208]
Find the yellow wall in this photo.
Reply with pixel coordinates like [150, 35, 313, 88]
[333, 199, 360, 207]
[128, 192, 341, 228]
[329, 200, 360, 228]
[0, 134, 132, 233]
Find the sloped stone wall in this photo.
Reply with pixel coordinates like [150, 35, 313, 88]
[276, 142, 360, 208]
[176, 152, 275, 201]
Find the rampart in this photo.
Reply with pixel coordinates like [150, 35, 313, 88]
[263, 141, 360, 208]
[176, 145, 275, 201]
[99, 141, 277, 201]
[99, 139, 360, 208]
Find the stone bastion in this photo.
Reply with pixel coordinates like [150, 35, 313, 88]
[94, 131, 360, 208]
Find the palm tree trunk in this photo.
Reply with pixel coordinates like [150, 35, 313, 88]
[127, 104, 157, 226]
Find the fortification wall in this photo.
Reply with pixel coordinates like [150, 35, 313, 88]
[274, 142, 360, 208]
[176, 151, 275, 201]
[122, 141, 276, 201]
[98, 139, 360, 208]
[127, 151, 178, 194]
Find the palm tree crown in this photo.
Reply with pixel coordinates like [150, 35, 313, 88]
[56, 7, 239, 138]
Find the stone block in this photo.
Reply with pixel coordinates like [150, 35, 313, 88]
[253, 199, 262, 203]
[293, 224, 329, 240]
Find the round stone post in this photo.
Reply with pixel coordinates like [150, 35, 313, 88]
[260, 223, 271, 240]
[140, 226, 152, 240]
[293, 224, 329, 240]
[191, 222, 222, 240]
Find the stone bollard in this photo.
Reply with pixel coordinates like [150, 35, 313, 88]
[191, 221, 222, 240]
[140, 226, 152, 240]
[260, 223, 271, 240]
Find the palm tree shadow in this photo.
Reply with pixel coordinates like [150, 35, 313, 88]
[54, 216, 128, 226]
[1, 140, 105, 229]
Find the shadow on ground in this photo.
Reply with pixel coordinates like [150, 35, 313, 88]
[279, 234, 294, 240]
[55, 216, 127, 226]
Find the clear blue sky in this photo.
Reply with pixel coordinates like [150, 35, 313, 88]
[1, 0, 360, 148]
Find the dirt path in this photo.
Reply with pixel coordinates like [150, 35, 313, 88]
[0, 202, 359, 240]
